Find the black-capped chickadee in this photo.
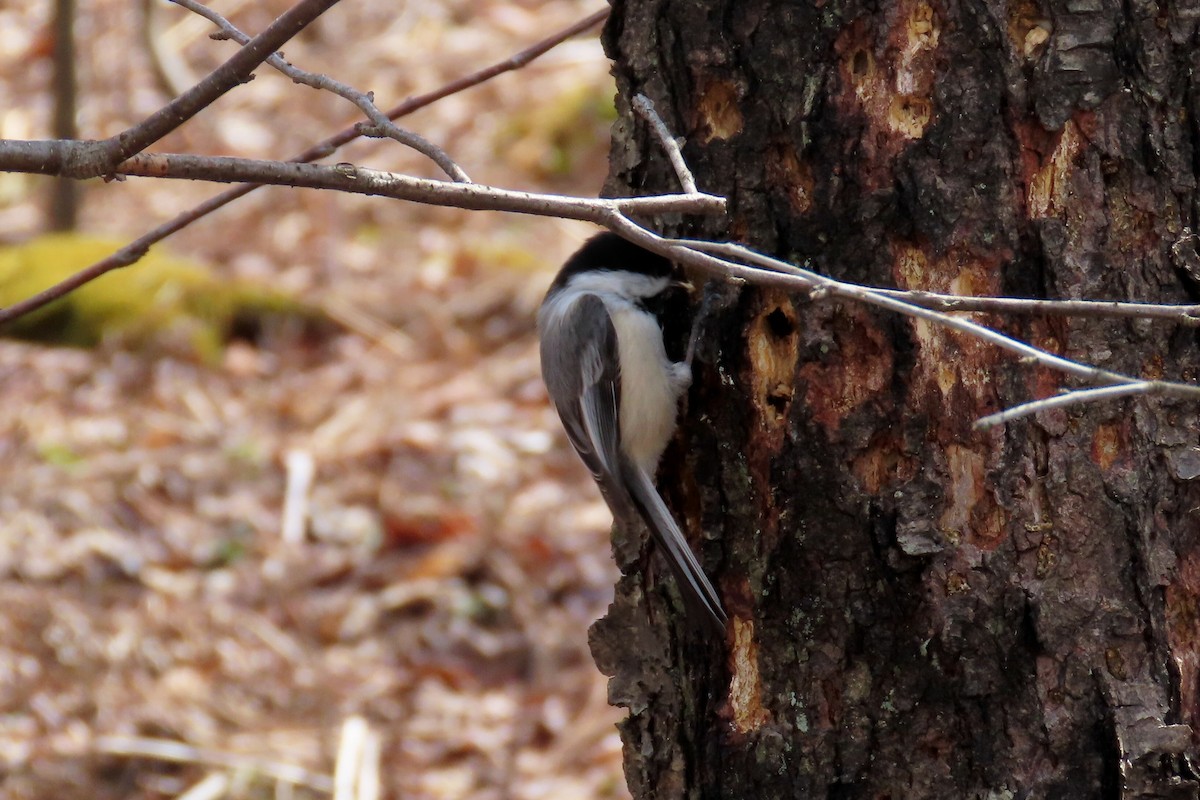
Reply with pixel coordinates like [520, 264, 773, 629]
[538, 232, 727, 631]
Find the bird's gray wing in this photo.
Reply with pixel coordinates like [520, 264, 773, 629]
[544, 294, 727, 632]
[551, 294, 622, 483]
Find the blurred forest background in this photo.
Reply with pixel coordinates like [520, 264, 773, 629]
[0, 1, 630, 798]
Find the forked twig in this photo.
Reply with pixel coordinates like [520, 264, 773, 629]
[603, 224, 1200, 422]
[0, 7, 609, 326]
[668, 239, 1164, 387]
[170, 0, 468, 182]
[632, 94, 697, 194]
[73, 0, 343, 178]
[677, 239, 1200, 325]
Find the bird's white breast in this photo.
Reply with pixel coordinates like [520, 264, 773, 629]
[539, 270, 690, 473]
[605, 297, 687, 472]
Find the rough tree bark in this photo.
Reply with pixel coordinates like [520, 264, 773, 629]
[589, 0, 1200, 797]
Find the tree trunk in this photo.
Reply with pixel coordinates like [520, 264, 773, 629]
[590, 0, 1200, 797]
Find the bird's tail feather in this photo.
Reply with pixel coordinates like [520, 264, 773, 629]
[623, 463, 728, 632]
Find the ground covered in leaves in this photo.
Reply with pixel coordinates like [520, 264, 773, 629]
[0, 1, 629, 798]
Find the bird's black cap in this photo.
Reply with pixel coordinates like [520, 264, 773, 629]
[550, 232, 673, 291]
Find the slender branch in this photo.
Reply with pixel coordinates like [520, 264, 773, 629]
[169, 0, 468, 182]
[632, 94, 697, 194]
[865, 289, 1200, 326]
[596, 226, 1200, 415]
[0, 8, 608, 326]
[855, 289, 1176, 391]
[680, 239, 1200, 326]
[101, 151, 722, 216]
[0, 240, 154, 326]
[676, 239, 1099, 370]
[80, 0, 343, 177]
[270, 7, 609, 167]
[974, 383, 1156, 429]
[670, 238, 1199, 389]
[0, 146, 722, 326]
[381, 9, 609, 123]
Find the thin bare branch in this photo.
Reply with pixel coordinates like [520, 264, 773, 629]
[0, 145, 722, 326]
[670, 237, 1190, 388]
[383, 8, 608, 120]
[99, 151, 722, 216]
[680, 239, 1200, 326]
[632, 94, 697, 194]
[867, 290, 1200, 325]
[597, 228, 1200, 414]
[0, 8, 608, 326]
[169, 0, 469, 182]
[276, 8, 609, 167]
[974, 383, 1157, 429]
[77, 0, 343, 177]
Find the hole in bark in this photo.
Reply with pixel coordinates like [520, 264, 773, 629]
[766, 386, 792, 415]
[765, 307, 795, 338]
[850, 48, 872, 79]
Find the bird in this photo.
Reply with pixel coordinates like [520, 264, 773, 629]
[537, 231, 727, 631]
